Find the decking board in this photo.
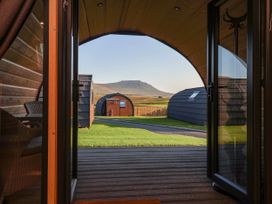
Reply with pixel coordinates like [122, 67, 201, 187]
[74, 147, 237, 204]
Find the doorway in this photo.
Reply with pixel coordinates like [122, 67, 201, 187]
[75, 34, 212, 203]
[57, 0, 264, 203]
[208, 0, 262, 202]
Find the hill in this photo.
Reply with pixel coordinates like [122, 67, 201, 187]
[93, 80, 173, 97]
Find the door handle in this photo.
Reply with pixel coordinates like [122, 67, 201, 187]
[208, 83, 214, 102]
[73, 80, 82, 102]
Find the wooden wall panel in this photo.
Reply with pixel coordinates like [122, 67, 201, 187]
[4, 48, 42, 73]
[0, 1, 43, 116]
[20, 25, 43, 49]
[0, 84, 37, 97]
[0, 96, 35, 106]
[0, 71, 40, 89]
[0, 60, 42, 81]
[1, 105, 26, 116]
[12, 38, 43, 64]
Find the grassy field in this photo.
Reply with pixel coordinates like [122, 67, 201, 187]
[97, 116, 206, 131]
[219, 125, 247, 144]
[78, 122, 206, 147]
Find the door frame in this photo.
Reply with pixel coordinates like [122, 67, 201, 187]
[265, 0, 272, 203]
[42, 0, 49, 203]
[53, 0, 266, 203]
[57, 0, 79, 203]
[247, 0, 262, 203]
[57, 0, 73, 203]
[207, 0, 262, 202]
[72, 0, 79, 182]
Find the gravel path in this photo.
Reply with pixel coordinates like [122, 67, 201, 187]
[95, 118, 207, 138]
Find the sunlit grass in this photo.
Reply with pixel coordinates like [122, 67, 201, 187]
[78, 122, 206, 147]
[218, 125, 247, 144]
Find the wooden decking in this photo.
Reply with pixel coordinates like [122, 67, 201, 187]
[74, 147, 237, 204]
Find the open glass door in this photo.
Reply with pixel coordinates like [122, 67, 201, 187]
[71, 0, 79, 195]
[57, 0, 78, 202]
[208, 0, 253, 202]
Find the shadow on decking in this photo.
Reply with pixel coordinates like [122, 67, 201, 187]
[74, 146, 237, 204]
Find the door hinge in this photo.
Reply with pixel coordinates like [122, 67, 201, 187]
[261, 78, 265, 87]
[63, 0, 69, 9]
[73, 80, 83, 102]
[73, 80, 79, 102]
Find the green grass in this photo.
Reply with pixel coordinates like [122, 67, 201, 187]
[78, 122, 206, 147]
[219, 125, 247, 144]
[97, 116, 206, 131]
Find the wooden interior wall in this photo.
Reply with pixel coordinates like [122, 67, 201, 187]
[0, 0, 43, 116]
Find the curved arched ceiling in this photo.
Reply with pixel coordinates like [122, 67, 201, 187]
[79, 0, 211, 84]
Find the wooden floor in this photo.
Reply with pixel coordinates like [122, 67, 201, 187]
[74, 147, 238, 204]
[5, 184, 41, 204]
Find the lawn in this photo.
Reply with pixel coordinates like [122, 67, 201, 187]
[97, 116, 206, 131]
[78, 122, 206, 147]
[219, 125, 247, 144]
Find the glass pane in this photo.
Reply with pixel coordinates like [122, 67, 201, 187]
[217, 0, 247, 189]
[0, 0, 44, 203]
[120, 101, 126, 108]
[71, 33, 74, 185]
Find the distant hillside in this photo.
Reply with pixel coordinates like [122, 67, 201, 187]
[93, 80, 173, 97]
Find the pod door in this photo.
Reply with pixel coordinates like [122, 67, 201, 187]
[208, 0, 253, 201]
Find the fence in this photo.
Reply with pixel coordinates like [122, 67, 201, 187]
[134, 106, 167, 116]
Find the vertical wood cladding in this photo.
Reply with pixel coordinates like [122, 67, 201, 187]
[218, 77, 247, 125]
[0, 1, 44, 116]
[78, 75, 94, 128]
[167, 87, 207, 125]
[106, 99, 120, 116]
[96, 93, 134, 116]
[168, 80, 246, 125]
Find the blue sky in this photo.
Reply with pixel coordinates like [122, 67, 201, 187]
[79, 34, 204, 93]
[218, 46, 247, 78]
